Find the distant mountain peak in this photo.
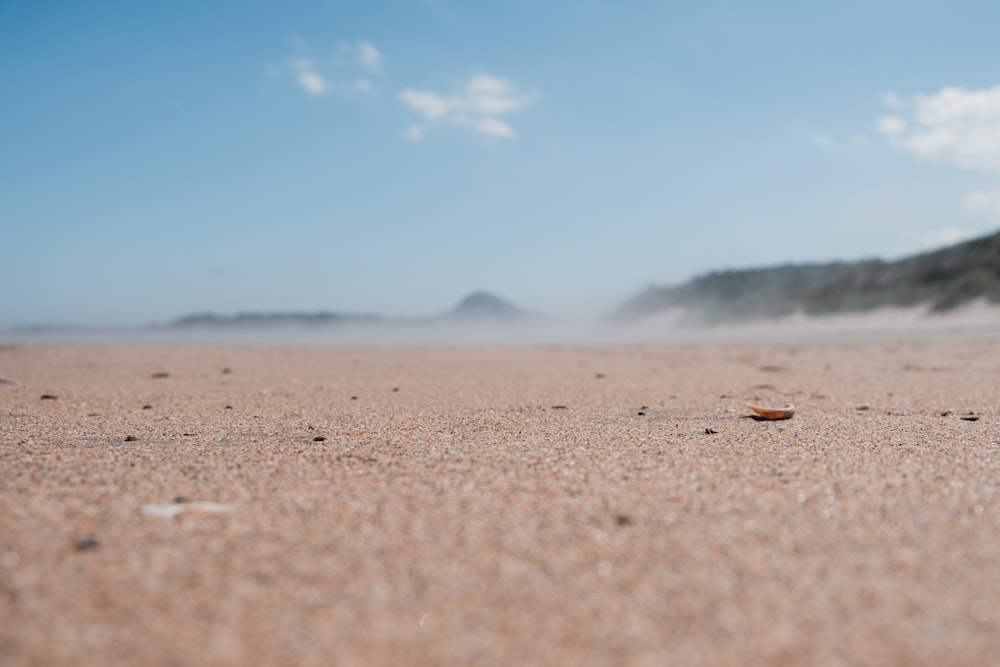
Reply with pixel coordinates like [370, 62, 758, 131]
[449, 291, 525, 320]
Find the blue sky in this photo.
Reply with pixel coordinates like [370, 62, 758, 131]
[3, 0, 1000, 327]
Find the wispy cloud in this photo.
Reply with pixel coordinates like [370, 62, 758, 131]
[877, 85, 1000, 171]
[405, 124, 425, 141]
[285, 39, 385, 97]
[399, 73, 533, 141]
[876, 86, 1000, 238]
[399, 89, 452, 119]
[357, 40, 384, 73]
[291, 57, 326, 96]
[882, 91, 903, 108]
[476, 116, 514, 139]
[280, 42, 533, 144]
[809, 133, 833, 148]
[875, 115, 906, 136]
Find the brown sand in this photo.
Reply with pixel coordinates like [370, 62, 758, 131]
[2, 343, 999, 666]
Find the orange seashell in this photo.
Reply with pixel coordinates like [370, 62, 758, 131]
[747, 404, 796, 420]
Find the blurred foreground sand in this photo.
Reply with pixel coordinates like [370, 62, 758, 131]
[2, 343, 1000, 665]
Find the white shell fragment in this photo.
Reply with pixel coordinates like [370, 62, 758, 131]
[747, 404, 796, 420]
[141, 502, 234, 518]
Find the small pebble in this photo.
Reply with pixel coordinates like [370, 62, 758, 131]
[705, 428, 718, 434]
[222, 368, 232, 374]
[225, 405, 233, 410]
[595, 373, 606, 379]
[637, 411, 646, 416]
[151, 372, 169, 379]
[124, 436, 138, 442]
[142, 404, 153, 410]
[74, 536, 100, 552]
[313, 436, 327, 442]
[615, 514, 633, 526]
[40, 394, 57, 400]
[552, 405, 568, 410]
[961, 416, 980, 422]
[392, 387, 399, 392]
[350, 396, 358, 400]
[173, 497, 187, 504]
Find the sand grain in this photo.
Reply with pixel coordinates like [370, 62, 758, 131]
[2, 344, 999, 665]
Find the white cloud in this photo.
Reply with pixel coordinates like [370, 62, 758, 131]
[810, 133, 833, 148]
[405, 124, 425, 141]
[876, 115, 906, 136]
[291, 58, 326, 95]
[399, 73, 533, 140]
[399, 89, 452, 119]
[878, 85, 1000, 171]
[296, 72, 326, 95]
[285, 40, 384, 97]
[476, 117, 514, 139]
[357, 40, 384, 73]
[464, 74, 531, 115]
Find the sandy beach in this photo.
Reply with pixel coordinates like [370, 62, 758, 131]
[2, 342, 1000, 665]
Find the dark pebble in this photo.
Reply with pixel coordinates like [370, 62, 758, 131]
[124, 436, 138, 442]
[151, 372, 169, 379]
[705, 428, 718, 434]
[313, 436, 327, 442]
[222, 368, 232, 374]
[551, 405, 568, 410]
[615, 514, 633, 526]
[595, 373, 606, 379]
[637, 411, 646, 416]
[173, 496, 187, 504]
[74, 536, 100, 552]
[640, 405, 649, 410]
[225, 405, 233, 410]
[142, 404, 153, 410]
[40, 394, 57, 400]
[392, 387, 399, 392]
[961, 416, 980, 422]
[350, 396, 358, 400]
